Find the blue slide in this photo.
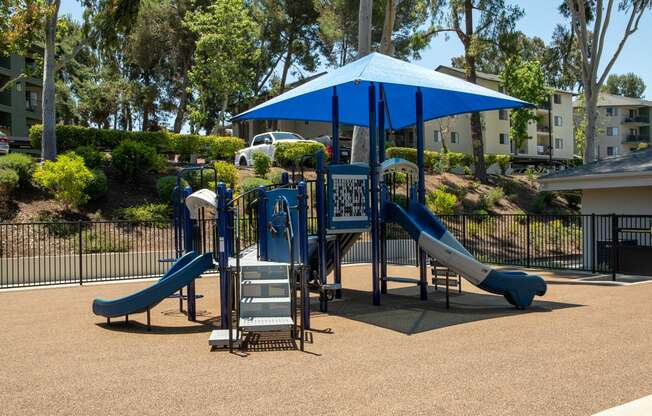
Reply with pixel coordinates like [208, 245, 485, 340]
[385, 201, 546, 308]
[92, 251, 213, 318]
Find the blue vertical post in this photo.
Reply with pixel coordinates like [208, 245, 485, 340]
[182, 186, 196, 320]
[369, 83, 380, 306]
[225, 188, 233, 258]
[416, 88, 427, 300]
[378, 92, 388, 295]
[297, 181, 311, 329]
[257, 186, 268, 261]
[217, 182, 230, 328]
[331, 87, 342, 299]
[281, 171, 289, 185]
[316, 150, 328, 312]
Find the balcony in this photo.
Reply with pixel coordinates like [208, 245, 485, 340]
[537, 144, 551, 156]
[622, 134, 650, 144]
[536, 124, 551, 133]
[622, 116, 649, 124]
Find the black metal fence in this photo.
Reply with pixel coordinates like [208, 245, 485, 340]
[1, 214, 651, 289]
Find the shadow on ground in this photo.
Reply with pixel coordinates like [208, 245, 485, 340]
[95, 308, 220, 334]
[317, 286, 582, 335]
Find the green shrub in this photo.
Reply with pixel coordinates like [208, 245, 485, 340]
[168, 134, 202, 161]
[484, 154, 511, 174]
[240, 177, 272, 193]
[267, 170, 287, 185]
[35, 212, 80, 237]
[532, 191, 555, 214]
[0, 168, 19, 196]
[112, 140, 164, 178]
[386, 147, 417, 164]
[29, 124, 169, 152]
[426, 188, 458, 215]
[384, 171, 407, 185]
[86, 169, 108, 200]
[206, 136, 246, 161]
[80, 229, 129, 253]
[156, 176, 190, 203]
[214, 161, 238, 187]
[479, 186, 505, 210]
[252, 152, 272, 177]
[33, 153, 93, 209]
[385, 147, 473, 172]
[73, 146, 107, 168]
[391, 193, 410, 208]
[273, 141, 327, 168]
[117, 203, 171, 223]
[0, 153, 34, 187]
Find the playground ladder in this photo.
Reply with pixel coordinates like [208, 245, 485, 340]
[238, 263, 294, 331]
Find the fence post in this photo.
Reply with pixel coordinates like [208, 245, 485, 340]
[78, 221, 83, 285]
[611, 213, 618, 281]
[526, 213, 531, 268]
[591, 213, 596, 274]
[462, 214, 467, 247]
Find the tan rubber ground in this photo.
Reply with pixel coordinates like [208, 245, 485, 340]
[1, 265, 651, 416]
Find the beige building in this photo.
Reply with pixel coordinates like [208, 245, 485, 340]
[235, 66, 576, 165]
[573, 93, 651, 160]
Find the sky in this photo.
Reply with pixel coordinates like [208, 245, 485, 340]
[59, 0, 652, 97]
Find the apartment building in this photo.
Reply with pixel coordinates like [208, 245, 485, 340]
[234, 65, 576, 166]
[0, 54, 42, 144]
[573, 93, 651, 160]
[424, 66, 575, 165]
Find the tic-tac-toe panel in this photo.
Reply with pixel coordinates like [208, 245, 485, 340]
[326, 163, 370, 234]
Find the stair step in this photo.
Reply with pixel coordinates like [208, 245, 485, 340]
[239, 316, 294, 332]
[383, 276, 424, 285]
[241, 279, 290, 298]
[208, 329, 241, 347]
[241, 264, 288, 280]
[432, 277, 460, 286]
[240, 296, 291, 317]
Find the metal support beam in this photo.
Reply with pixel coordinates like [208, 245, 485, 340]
[416, 88, 427, 300]
[369, 83, 380, 306]
[332, 87, 342, 299]
[316, 151, 328, 312]
[217, 183, 230, 328]
[378, 93, 387, 295]
[297, 182, 311, 329]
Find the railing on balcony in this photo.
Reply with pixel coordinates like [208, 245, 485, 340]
[623, 116, 650, 124]
[537, 144, 551, 155]
[623, 134, 650, 144]
[536, 124, 551, 133]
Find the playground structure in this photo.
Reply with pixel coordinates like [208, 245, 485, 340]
[92, 53, 547, 352]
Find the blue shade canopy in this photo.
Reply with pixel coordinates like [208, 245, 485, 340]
[232, 52, 530, 130]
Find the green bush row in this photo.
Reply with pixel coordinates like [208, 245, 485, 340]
[29, 125, 245, 161]
[385, 147, 511, 173]
[274, 141, 327, 168]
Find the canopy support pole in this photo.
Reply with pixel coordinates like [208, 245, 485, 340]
[416, 88, 427, 301]
[331, 87, 342, 299]
[369, 83, 380, 306]
[378, 88, 388, 295]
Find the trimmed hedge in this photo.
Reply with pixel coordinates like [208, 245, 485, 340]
[0, 153, 34, 187]
[112, 140, 164, 177]
[29, 125, 245, 161]
[0, 168, 19, 195]
[274, 141, 327, 168]
[386, 147, 509, 173]
[240, 177, 272, 193]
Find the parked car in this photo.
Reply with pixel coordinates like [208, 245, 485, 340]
[0, 131, 10, 155]
[307, 135, 352, 163]
[234, 131, 310, 167]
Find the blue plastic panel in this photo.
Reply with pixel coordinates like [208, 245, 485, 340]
[265, 188, 300, 262]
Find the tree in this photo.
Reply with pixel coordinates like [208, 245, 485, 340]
[500, 59, 550, 153]
[184, 0, 260, 133]
[430, 0, 523, 183]
[565, 0, 651, 162]
[603, 72, 646, 97]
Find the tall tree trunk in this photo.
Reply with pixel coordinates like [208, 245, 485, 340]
[41, 0, 60, 161]
[279, 33, 295, 93]
[463, 0, 487, 183]
[380, 0, 398, 56]
[583, 87, 598, 161]
[350, 0, 373, 164]
[173, 82, 189, 133]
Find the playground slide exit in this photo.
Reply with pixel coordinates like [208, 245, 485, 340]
[385, 201, 546, 308]
[92, 251, 213, 318]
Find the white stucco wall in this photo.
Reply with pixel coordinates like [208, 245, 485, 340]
[581, 187, 652, 215]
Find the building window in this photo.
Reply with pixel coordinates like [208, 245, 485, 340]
[450, 131, 458, 144]
[606, 127, 619, 136]
[555, 138, 563, 149]
[433, 130, 441, 142]
[498, 109, 508, 120]
[606, 107, 619, 117]
[607, 146, 620, 157]
[499, 133, 508, 144]
[553, 94, 561, 104]
[554, 115, 562, 126]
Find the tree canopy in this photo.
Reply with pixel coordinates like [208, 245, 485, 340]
[602, 72, 646, 98]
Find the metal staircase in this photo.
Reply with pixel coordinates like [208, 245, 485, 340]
[238, 263, 294, 332]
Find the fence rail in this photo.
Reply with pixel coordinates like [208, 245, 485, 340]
[1, 213, 651, 289]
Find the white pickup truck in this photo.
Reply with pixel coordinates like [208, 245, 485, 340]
[234, 131, 309, 167]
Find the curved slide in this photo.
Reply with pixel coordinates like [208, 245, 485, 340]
[385, 201, 546, 308]
[92, 251, 213, 318]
